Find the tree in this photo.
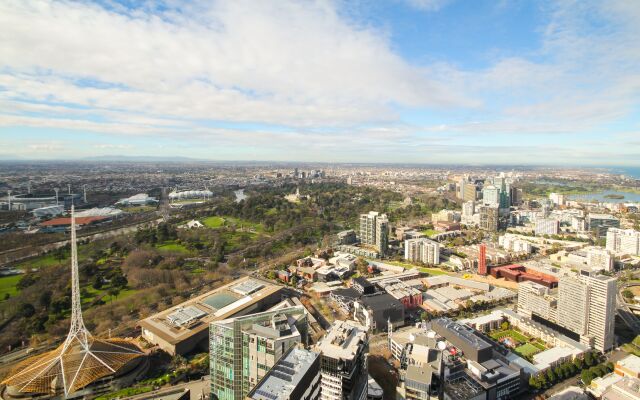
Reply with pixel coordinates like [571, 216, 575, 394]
[111, 274, 128, 289]
[500, 321, 510, 331]
[108, 287, 121, 303]
[581, 369, 595, 385]
[266, 270, 277, 280]
[92, 275, 104, 290]
[546, 368, 557, 384]
[584, 352, 595, 367]
[290, 275, 298, 287]
[528, 376, 540, 390]
[623, 289, 634, 300]
[39, 290, 52, 311]
[574, 357, 584, 370]
[18, 303, 36, 318]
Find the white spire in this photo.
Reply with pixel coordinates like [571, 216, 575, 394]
[62, 205, 92, 352]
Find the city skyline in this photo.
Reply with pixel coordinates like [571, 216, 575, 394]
[1, 0, 639, 165]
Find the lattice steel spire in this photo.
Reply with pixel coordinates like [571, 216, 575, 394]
[2, 206, 143, 397]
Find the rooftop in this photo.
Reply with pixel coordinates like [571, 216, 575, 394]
[248, 348, 319, 400]
[139, 277, 282, 345]
[315, 320, 367, 361]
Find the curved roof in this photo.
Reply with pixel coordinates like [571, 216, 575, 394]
[2, 337, 143, 395]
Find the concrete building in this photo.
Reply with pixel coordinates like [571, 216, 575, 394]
[519, 273, 617, 352]
[404, 238, 441, 265]
[315, 320, 369, 400]
[353, 293, 405, 333]
[588, 214, 620, 237]
[498, 234, 533, 254]
[140, 278, 284, 355]
[246, 348, 321, 400]
[209, 306, 308, 400]
[587, 248, 614, 272]
[607, 228, 640, 255]
[517, 281, 557, 321]
[549, 193, 566, 207]
[479, 206, 499, 232]
[482, 185, 500, 207]
[535, 218, 560, 236]
[360, 211, 389, 256]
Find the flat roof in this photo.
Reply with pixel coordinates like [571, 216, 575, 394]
[617, 354, 640, 373]
[315, 320, 367, 361]
[249, 348, 319, 400]
[139, 277, 282, 345]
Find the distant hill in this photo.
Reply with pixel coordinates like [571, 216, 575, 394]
[82, 155, 203, 162]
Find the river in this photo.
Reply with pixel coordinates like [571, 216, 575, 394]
[568, 190, 640, 203]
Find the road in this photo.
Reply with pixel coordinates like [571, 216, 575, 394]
[123, 376, 210, 400]
[617, 283, 640, 335]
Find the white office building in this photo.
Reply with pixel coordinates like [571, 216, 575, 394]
[587, 248, 614, 272]
[535, 218, 560, 236]
[606, 228, 640, 255]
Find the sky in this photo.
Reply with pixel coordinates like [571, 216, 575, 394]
[0, 0, 639, 165]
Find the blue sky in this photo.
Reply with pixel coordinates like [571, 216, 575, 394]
[0, 0, 639, 165]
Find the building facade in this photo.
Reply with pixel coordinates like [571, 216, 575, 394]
[360, 211, 389, 256]
[315, 321, 369, 400]
[606, 228, 640, 255]
[209, 307, 308, 400]
[404, 238, 441, 265]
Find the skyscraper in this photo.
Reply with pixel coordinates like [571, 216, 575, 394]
[360, 211, 389, 256]
[210, 306, 308, 400]
[479, 205, 499, 232]
[315, 320, 368, 400]
[478, 243, 487, 275]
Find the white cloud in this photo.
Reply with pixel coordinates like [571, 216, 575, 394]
[404, 0, 452, 12]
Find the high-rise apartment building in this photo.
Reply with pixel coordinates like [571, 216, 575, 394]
[482, 185, 500, 207]
[478, 243, 487, 275]
[404, 238, 441, 265]
[479, 205, 499, 232]
[459, 179, 477, 202]
[557, 276, 589, 337]
[359, 211, 389, 256]
[246, 348, 321, 400]
[510, 187, 523, 206]
[315, 320, 369, 400]
[607, 228, 640, 255]
[210, 306, 308, 400]
[462, 201, 475, 217]
[517, 281, 557, 321]
[586, 275, 617, 352]
[519, 274, 616, 352]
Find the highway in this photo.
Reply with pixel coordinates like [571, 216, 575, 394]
[617, 282, 640, 335]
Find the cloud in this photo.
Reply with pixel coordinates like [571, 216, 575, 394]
[0, 0, 638, 165]
[403, 0, 453, 12]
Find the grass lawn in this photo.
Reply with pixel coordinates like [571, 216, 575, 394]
[120, 206, 156, 213]
[0, 275, 21, 300]
[203, 216, 226, 228]
[622, 343, 640, 357]
[156, 241, 191, 254]
[515, 343, 542, 358]
[421, 229, 438, 237]
[17, 254, 65, 271]
[419, 267, 449, 276]
[490, 329, 530, 344]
